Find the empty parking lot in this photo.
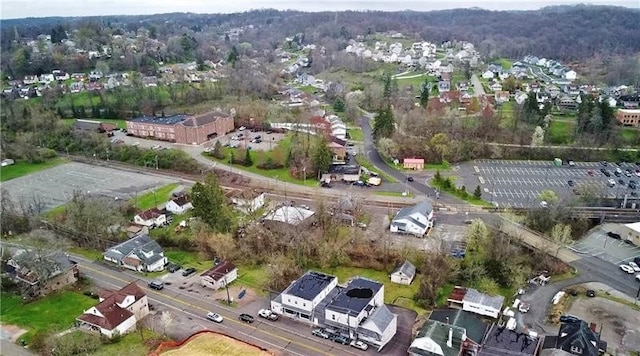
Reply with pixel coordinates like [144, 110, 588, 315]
[1, 162, 177, 211]
[459, 160, 640, 208]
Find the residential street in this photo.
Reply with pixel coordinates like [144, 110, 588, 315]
[469, 74, 486, 96]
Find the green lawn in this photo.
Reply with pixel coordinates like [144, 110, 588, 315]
[317, 266, 427, 315]
[347, 128, 365, 142]
[548, 120, 575, 145]
[374, 191, 415, 198]
[164, 250, 212, 272]
[62, 118, 128, 129]
[68, 247, 104, 261]
[395, 74, 430, 89]
[424, 162, 451, 171]
[90, 329, 162, 356]
[494, 57, 513, 69]
[620, 127, 640, 144]
[236, 265, 269, 295]
[133, 183, 180, 210]
[430, 178, 492, 207]
[0, 157, 68, 182]
[1, 290, 97, 343]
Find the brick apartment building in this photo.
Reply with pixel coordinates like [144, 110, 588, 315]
[616, 109, 640, 127]
[126, 111, 234, 144]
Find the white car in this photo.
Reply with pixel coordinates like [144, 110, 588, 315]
[258, 308, 278, 321]
[629, 262, 640, 272]
[636, 274, 640, 282]
[620, 264, 635, 274]
[206, 312, 223, 323]
[518, 302, 531, 313]
[350, 340, 368, 351]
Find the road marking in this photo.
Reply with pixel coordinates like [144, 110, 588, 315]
[79, 264, 335, 356]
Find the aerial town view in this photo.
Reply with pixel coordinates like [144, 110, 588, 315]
[1, 1, 640, 355]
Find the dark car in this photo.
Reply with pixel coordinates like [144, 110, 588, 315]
[607, 231, 622, 240]
[407, 176, 414, 182]
[167, 263, 182, 273]
[601, 161, 608, 166]
[182, 267, 196, 277]
[567, 180, 574, 187]
[586, 290, 596, 297]
[332, 335, 351, 345]
[623, 239, 635, 245]
[634, 257, 640, 266]
[614, 171, 622, 177]
[560, 315, 580, 324]
[618, 179, 625, 185]
[239, 313, 254, 323]
[148, 281, 164, 290]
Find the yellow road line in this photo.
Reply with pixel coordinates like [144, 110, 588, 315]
[81, 264, 334, 356]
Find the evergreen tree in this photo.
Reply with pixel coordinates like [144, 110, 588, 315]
[523, 91, 541, 124]
[333, 97, 345, 112]
[57, 107, 64, 118]
[373, 105, 395, 139]
[473, 185, 482, 199]
[419, 79, 430, 108]
[312, 137, 332, 176]
[211, 141, 223, 159]
[244, 148, 253, 167]
[227, 46, 239, 67]
[191, 174, 234, 233]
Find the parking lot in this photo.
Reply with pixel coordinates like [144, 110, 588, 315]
[570, 224, 640, 265]
[459, 159, 640, 208]
[1, 161, 176, 211]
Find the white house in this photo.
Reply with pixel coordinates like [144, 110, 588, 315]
[564, 70, 577, 81]
[324, 277, 398, 351]
[270, 271, 338, 322]
[165, 196, 193, 214]
[200, 261, 238, 290]
[23, 75, 38, 85]
[39, 73, 55, 84]
[390, 201, 434, 236]
[228, 190, 265, 213]
[390, 260, 416, 285]
[447, 286, 504, 319]
[103, 234, 167, 272]
[76, 282, 149, 338]
[482, 70, 494, 79]
[133, 208, 167, 227]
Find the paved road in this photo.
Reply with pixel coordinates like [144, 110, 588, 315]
[525, 64, 554, 84]
[0, 340, 34, 356]
[470, 74, 486, 96]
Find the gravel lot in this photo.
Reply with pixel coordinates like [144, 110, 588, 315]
[1, 161, 176, 211]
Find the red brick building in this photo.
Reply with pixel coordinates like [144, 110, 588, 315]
[616, 109, 640, 127]
[126, 111, 234, 144]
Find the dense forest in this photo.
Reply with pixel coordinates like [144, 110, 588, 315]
[2, 5, 639, 63]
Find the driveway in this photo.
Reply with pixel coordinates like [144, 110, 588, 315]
[384, 306, 417, 356]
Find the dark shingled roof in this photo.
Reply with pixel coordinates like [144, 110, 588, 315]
[200, 261, 237, 281]
[181, 111, 230, 126]
[479, 325, 539, 356]
[429, 308, 489, 344]
[326, 277, 382, 316]
[555, 320, 600, 356]
[283, 271, 336, 301]
[77, 282, 145, 331]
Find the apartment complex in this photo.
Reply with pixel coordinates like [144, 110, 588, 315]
[126, 111, 234, 144]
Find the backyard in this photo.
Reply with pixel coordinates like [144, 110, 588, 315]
[0, 157, 68, 182]
[134, 183, 180, 210]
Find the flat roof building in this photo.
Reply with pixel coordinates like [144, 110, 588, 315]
[126, 111, 234, 144]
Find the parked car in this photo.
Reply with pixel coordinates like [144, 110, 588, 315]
[618, 179, 625, 185]
[567, 160, 576, 167]
[148, 281, 164, 290]
[518, 302, 531, 313]
[312, 328, 330, 339]
[258, 309, 279, 321]
[636, 274, 640, 282]
[620, 264, 635, 274]
[586, 290, 596, 297]
[332, 334, 351, 345]
[587, 170, 595, 176]
[629, 262, 640, 272]
[182, 267, 196, 277]
[634, 257, 640, 266]
[559, 315, 580, 323]
[625, 170, 633, 177]
[206, 312, 223, 323]
[406, 176, 414, 182]
[167, 263, 182, 273]
[607, 179, 616, 187]
[607, 231, 622, 240]
[239, 313, 254, 323]
[350, 340, 369, 351]
[567, 180, 574, 187]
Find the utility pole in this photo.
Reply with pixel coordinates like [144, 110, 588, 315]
[225, 278, 231, 305]
[155, 155, 159, 170]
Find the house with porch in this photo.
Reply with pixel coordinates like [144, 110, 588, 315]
[390, 201, 434, 236]
[133, 208, 167, 227]
[165, 196, 193, 214]
[103, 234, 167, 272]
[447, 286, 504, 319]
[200, 261, 238, 290]
[327, 141, 347, 164]
[76, 282, 149, 338]
[270, 271, 339, 323]
[228, 189, 266, 213]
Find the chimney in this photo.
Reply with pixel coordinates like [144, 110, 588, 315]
[447, 328, 453, 348]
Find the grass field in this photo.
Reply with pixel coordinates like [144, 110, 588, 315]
[62, 118, 128, 129]
[395, 74, 430, 89]
[165, 250, 212, 272]
[134, 183, 180, 210]
[493, 57, 513, 69]
[548, 120, 575, 144]
[161, 332, 272, 356]
[1, 290, 97, 343]
[374, 191, 415, 198]
[0, 157, 68, 182]
[68, 247, 104, 261]
[620, 127, 640, 145]
[347, 128, 365, 142]
[236, 265, 269, 294]
[318, 266, 427, 315]
[91, 329, 162, 356]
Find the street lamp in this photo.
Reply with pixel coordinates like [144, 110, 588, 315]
[303, 167, 306, 182]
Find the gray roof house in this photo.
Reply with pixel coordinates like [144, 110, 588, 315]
[390, 201, 434, 236]
[103, 234, 167, 273]
[390, 260, 416, 285]
[408, 320, 466, 356]
[541, 319, 606, 356]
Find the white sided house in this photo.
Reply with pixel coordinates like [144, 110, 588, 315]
[165, 196, 193, 214]
[390, 201, 434, 236]
[228, 189, 265, 213]
[103, 234, 167, 272]
[447, 286, 504, 319]
[133, 208, 167, 227]
[200, 261, 238, 290]
[271, 271, 338, 323]
[390, 260, 416, 285]
[76, 282, 149, 338]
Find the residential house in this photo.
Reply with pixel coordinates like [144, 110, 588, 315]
[262, 206, 315, 227]
[200, 261, 238, 290]
[69, 81, 84, 93]
[558, 96, 578, 111]
[429, 309, 488, 354]
[89, 71, 103, 81]
[478, 324, 540, 356]
[327, 141, 347, 164]
[403, 158, 425, 170]
[228, 189, 266, 213]
[165, 196, 193, 214]
[390, 260, 416, 285]
[541, 319, 606, 356]
[489, 81, 503, 92]
[5, 249, 78, 297]
[390, 201, 434, 236]
[52, 70, 69, 81]
[494, 91, 510, 104]
[438, 81, 451, 93]
[142, 76, 158, 87]
[76, 282, 149, 338]
[271, 270, 339, 322]
[71, 73, 87, 81]
[324, 277, 398, 351]
[482, 70, 495, 79]
[408, 320, 465, 356]
[133, 208, 167, 227]
[103, 234, 167, 272]
[447, 286, 504, 319]
[321, 165, 361, 183]
[565, 70, 578, 81]
[23, 75, 38, 85]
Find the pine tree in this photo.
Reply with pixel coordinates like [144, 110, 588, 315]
[244, 148, 253, 167]
[373, 105, 395, 139]
[312, 137, 332, 176]
[191, 174, 234, 233]
[473, 185, 482, 199]
[333, 97, 345, 112]
[419, 79, 430, 108]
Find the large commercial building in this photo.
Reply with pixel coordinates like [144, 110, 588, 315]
[615, 109, 640, 127]
[126, 111, 234, 144]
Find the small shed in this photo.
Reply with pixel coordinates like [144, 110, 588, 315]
[390, 260, 416, 285]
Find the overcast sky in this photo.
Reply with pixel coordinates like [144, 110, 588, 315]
[1, 0, 638, 19]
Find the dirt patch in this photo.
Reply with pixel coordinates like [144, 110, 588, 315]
[209, 286, 258, 307]
[153, 331, 273, 356]
[0, 324, 29, 342]
[566, 296, 640, 355]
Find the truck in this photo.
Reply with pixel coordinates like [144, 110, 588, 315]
[367, 177, 381, 186]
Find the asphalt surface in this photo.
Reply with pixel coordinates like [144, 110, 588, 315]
[470, 74, 486, 96]
[570, 224, 640, 266]
[458, 159, 640, 208]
